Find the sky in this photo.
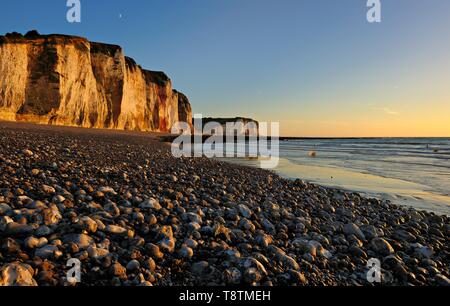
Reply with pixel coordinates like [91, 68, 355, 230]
[0, 0, 449, 137]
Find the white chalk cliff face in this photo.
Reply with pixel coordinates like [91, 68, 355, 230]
[0, 32, 192, 132]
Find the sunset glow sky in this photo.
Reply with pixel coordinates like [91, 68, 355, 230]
[1, 0, 449, 137]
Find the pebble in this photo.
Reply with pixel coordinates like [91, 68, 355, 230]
[35, 225, 52, 237]
[24, 236, 47, 249]
[212, 224, 231, 241]
[243, 268, 262, 283]
[183, 238, 198, 249]
[370, 238, 395, 256]
[87, 246, 109, 259]
[104, 202, 120, 217]
[237, 204, 252, 218]
[110, 262, 127, 280]
[139, 198, 162, 210]
[105, 225, 127, 235]
[224, 267, 242, 285]
[412, 243, 434, 259]
[343, 223, 366, 241]
[255, 234, 273, 248]
[43, 204, 62, 226]
[126, 260, 140, 272]
[261, 218, 275, 233]
[158, 237, 175, 253]
[0, 216, 14, 231]
[4, 222, 34, 236]
[394, 229, 416, 242]
[361, 225, 383, 239]
[241, 257, 267, 276]
[348, 245, 367, 259]
[78, 216, 98, 233]
[98, 187, 116, 195]
[145, 258, 156, 272]
[2, 238, 20, 253]
[191, 261, 210, 275]
[239, 218, 256, 232]
[0, 203, 11, 214]
[41, 185, 56, 194]
[0, 262, 37, 286]
[435, 274, 450, 286]
[22, 149, 34, 157]
[289, 270, 307, 284]
[278, 253, 300, 270]
[35, 245, 58, 259]
[53, 195, 65, 203]
[146, 243, 164, 259]
[62, 234, 94, 250]
[183, 212, 202, 224]
[178, 246, 194, 259]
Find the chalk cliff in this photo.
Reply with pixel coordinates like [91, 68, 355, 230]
[0, 31, 192, 132]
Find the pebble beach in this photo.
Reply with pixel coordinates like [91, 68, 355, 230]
[0, 121, 448, 286]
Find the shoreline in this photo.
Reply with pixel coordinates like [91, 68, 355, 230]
[218, 156, 450, 216]
[0, 121, 448, 286]
[161, 134, 450, 142]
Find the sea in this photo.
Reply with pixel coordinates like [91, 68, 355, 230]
[218, 138, 450, 216]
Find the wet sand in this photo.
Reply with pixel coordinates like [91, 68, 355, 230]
[222, 157, 450, 216]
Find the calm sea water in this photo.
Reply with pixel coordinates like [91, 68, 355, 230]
[279, 138, 450, 215]
[220, 138, 450, 215]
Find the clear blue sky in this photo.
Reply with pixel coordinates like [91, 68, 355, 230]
[1, 0, 449, 136]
